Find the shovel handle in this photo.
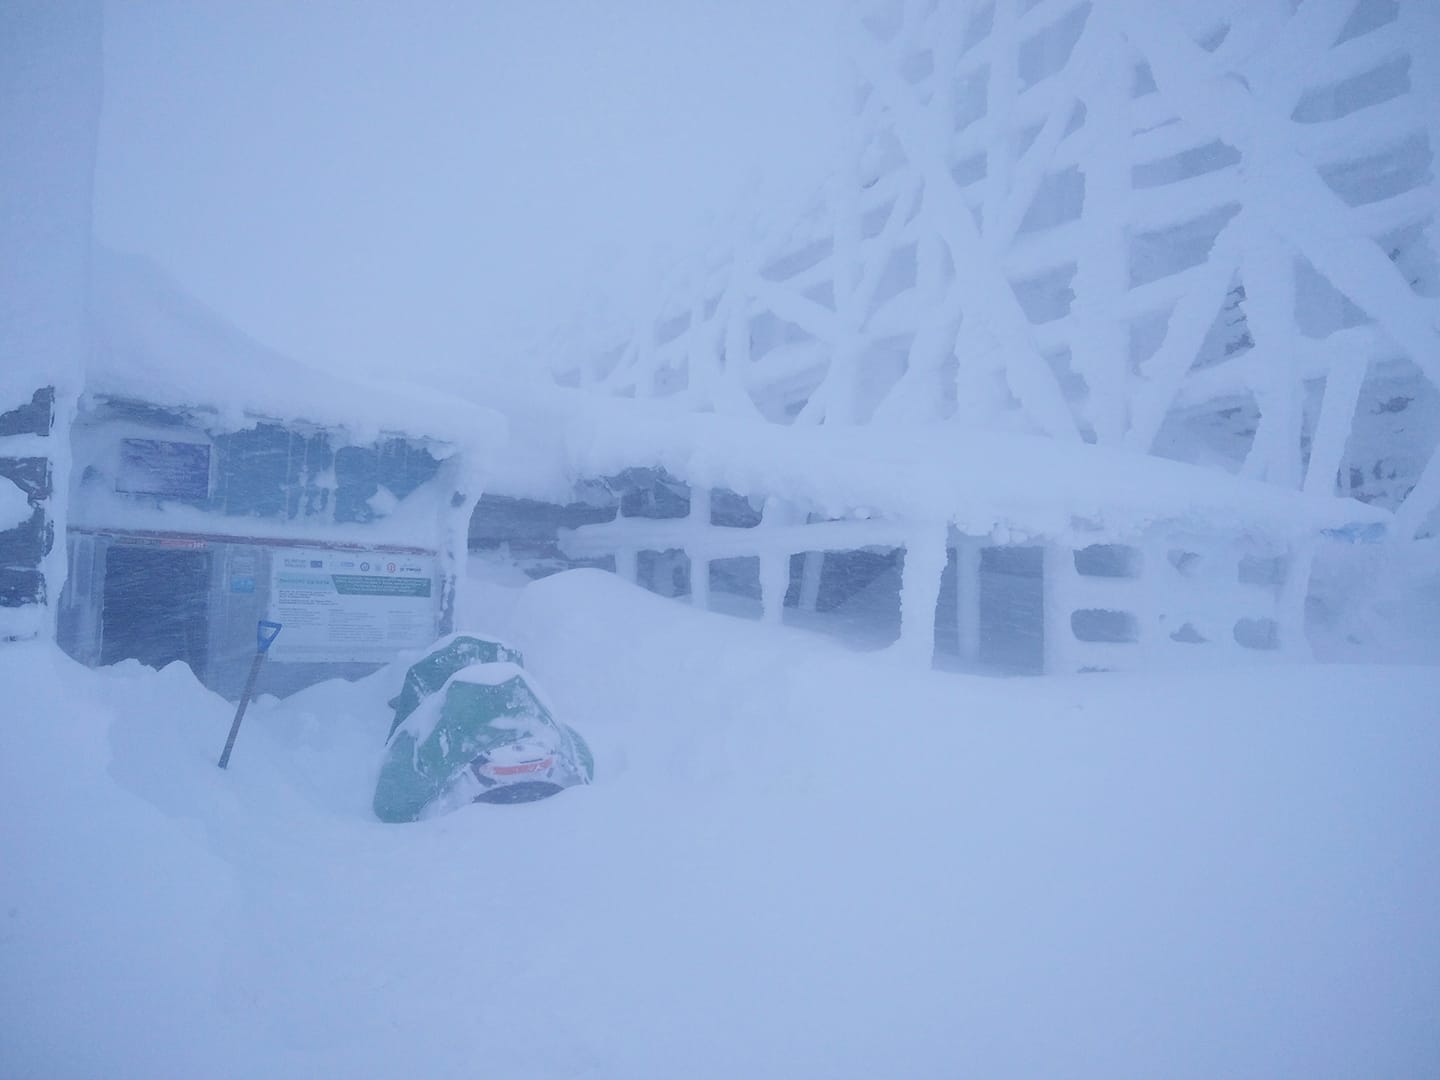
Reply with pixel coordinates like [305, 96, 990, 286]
[218, 621, 282, 769]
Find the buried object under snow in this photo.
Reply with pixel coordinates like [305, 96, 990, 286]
[373, 635, 594, 822]
[384, 634, 527, 742]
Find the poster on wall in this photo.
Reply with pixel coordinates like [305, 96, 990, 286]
[267, 548, 439, 663]
[116, 438, 212, 500]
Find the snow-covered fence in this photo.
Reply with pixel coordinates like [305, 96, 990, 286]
[1043, 537, 1312, 672]
[559, 486, 916, 621]
[529, 404, 1374, 674]
[560, 497, 1309, 674]
[552, 0, 1440, 542]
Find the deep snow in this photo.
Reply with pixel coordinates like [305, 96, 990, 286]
[3, 567, 1438, 1078]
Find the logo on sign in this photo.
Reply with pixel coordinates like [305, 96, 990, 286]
[386, 562, 397, 573]
[360, 561, 370, 572]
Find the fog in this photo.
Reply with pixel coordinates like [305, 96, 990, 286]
[4, 2, 1439, 1076]
[96, 0, 846, 380]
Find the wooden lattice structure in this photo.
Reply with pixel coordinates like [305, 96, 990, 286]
[555, 0, 1440, 542]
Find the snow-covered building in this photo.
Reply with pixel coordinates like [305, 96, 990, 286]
[4, 0, 1432, 684]
[1, 6, 498, 697]
[39, 250, 500, 699]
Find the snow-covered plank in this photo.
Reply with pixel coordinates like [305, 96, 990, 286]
[1294, 97, 1429, 168]
[1238, 237, 1303, 488]
[1124, 237, 1241, 452]
[1303, 352, 1369, 498]
[1123, 170, 1242, 232]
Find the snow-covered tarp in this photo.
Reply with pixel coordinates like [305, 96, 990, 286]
[373, 635, 592, 821]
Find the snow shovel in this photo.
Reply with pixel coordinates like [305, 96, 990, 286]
[217, 620, 282, 769]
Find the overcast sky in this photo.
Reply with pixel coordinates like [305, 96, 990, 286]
[95, 1, 847, 382]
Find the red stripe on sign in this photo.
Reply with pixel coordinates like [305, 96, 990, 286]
[490, 757, 554, 776]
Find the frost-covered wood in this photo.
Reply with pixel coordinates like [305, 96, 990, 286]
[554, 0, 1440, 542]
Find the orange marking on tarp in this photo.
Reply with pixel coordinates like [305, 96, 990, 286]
[490, 757, 554, 776]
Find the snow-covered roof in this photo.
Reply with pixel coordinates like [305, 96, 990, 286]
[477, 380, 1390, 545]
[87, 247, 504, 456]
[79, 251, 1390, 546]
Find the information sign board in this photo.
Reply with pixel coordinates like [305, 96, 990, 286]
[267, 548, 438, 663]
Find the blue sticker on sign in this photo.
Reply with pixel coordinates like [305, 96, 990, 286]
[230, 576, 256, 594]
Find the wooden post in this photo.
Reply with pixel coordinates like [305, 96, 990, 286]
[895, 527, 947, 668]
[689, 487, 710, 611]
[615, 547, 638, 584]
[1277, 540, 1316, 660]
[1043, 543, 1076, 675]
[798, 551, 824, 612]
[759, 497, 792, 624]
[955, 535, 982, 664]
[759, 553, 789, 624]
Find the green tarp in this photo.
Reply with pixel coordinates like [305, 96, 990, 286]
[374, 636, 592, 823]
[385, 635, 526, 741]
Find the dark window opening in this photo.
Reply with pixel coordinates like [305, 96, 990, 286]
[101, 546, 211, 676]
[981, 546, 1045, 673]
[1072, 608, 1140, 643]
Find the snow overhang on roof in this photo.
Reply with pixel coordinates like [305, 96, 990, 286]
[86, 247, 505, 460]
[478, 383, 1392, 546]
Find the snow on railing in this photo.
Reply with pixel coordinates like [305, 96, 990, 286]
[557, 479, 1310, 674]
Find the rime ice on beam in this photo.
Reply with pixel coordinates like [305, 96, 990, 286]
[550, 0, 1440, 540]
[530, 0, 1440, 671]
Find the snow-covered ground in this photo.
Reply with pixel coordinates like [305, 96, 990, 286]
[3, 565, 1438, 1078]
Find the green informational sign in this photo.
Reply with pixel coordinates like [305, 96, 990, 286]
[268, 547, 439, 663]
[331, 574, 431, 597]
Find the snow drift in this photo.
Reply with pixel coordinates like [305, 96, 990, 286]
[3, 569, 1438, 1078]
